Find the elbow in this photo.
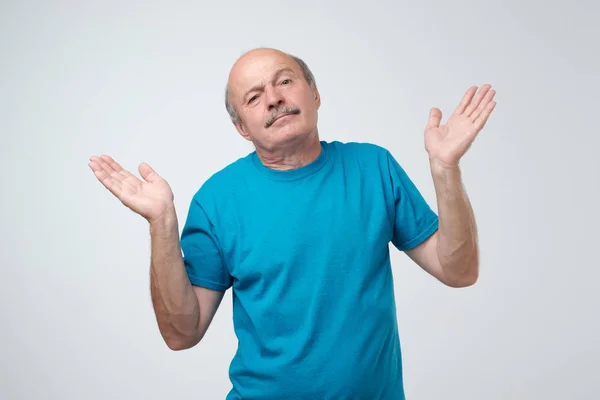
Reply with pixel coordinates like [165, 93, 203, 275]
[443, 260, 479, 288]
[163, 331, 202, 351]
[446, 273, 478, 288]
[166, 340, 192, 351]
[165, 337, 199, 351]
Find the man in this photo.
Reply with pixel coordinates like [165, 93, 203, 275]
[89, 47, 496, 399]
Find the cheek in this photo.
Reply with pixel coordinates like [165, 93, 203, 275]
[306, 94, 319, 115]
[245, 111, 266, 129]
[304, 103, 318, 123]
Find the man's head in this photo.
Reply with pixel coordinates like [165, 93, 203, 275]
[225, 48, 321, 152]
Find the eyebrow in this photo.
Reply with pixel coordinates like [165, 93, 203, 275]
[242, 67, 296, 101]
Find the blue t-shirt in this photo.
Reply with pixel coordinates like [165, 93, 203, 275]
[180, 140, 439, 399]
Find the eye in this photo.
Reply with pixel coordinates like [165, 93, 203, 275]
[248, 95, 258, 104]
[281, 79, 291, 85]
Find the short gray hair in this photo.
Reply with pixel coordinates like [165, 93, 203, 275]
[224, 53, 316, 124]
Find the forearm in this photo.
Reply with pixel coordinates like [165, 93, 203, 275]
[149, 207, 200, 349]
[430, 159, 479, 284]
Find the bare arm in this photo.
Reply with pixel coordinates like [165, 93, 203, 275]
[406, 161, 478, 287]
[149, 207, 225, 350]
[405, 84, 496, 287]
[88, 154, 223, 350]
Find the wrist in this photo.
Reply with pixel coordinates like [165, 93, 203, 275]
[149, 205, 178, 231]
[429, 157, 462, 178]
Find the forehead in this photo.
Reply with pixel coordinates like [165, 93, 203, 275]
[228, 51, 301, 99]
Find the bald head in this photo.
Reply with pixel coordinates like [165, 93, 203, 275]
[222, 47, 321, 154]
[225, 48, 316, 124]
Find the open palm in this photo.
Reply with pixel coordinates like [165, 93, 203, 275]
[89, 155, 174, 223]
[425, 84, 497, 167]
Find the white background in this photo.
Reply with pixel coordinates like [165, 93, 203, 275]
[1, 0, 599, 399]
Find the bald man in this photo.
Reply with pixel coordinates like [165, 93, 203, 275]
[89, 47, 496, 399]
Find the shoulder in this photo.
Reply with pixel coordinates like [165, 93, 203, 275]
[189, 153, 254, 206]
[327, 140, 389, 154]
[326, 140, 395, 167]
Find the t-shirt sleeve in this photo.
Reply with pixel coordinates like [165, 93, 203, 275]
[386, 150, 439, 251]
[180, 196, 233, 292]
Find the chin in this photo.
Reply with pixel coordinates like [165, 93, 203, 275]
[281, 122, 315, 138]
[266, 125, 314, 149]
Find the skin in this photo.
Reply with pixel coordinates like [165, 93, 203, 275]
[407, 85, 496, 287]
[88, 48, 496, 351]
[87, 156, 223, 350]
[227, 48, 323, 170]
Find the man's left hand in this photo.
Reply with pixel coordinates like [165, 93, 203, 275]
[424, 84, 497, 168]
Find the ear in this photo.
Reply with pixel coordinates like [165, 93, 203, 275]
[312, 85, 321, 109]
[233, 119, 252, 142]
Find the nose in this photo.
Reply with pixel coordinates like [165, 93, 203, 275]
[266, 87, 285, 111]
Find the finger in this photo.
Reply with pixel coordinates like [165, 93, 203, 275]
[425, 107, 442, 130]
[453, 86, 477, 115]
[138, 162, 159, 183]
[470, 89, 496, 121]
[89, 159, 123, 197]
[90, 155, 127, 185]
[464, 84, 492, 117]
[100, 154, 134, 179]
[473, 101, 497, 131]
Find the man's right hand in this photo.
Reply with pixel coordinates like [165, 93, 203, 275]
[88, 154, 174, 224]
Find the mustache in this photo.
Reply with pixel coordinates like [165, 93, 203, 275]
[265, 106, 301, 128]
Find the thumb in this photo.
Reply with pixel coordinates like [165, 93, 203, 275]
[138, 162, 160, 183]
[425, 107, 442, 130]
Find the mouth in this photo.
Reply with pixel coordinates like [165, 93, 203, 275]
[273, 113, 294, 123]
[266, 109, 300, 128]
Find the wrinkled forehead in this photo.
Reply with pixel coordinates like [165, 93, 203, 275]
[227, 51, 301, 102]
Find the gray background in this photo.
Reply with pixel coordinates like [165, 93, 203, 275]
[1, 0, 599, 399]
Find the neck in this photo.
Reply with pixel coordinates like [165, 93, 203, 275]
[256, 131, 322, 171]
